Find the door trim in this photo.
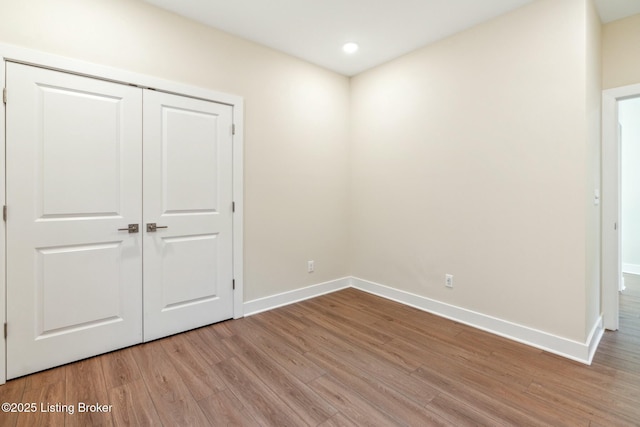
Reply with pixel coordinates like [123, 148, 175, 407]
[602, 83, 640, 331]
[0, 49, 7, 386]
[0, 44, 245, 384]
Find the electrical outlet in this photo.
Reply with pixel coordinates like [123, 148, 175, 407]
[445, 274, 453, 288]
[308, 260, 315, 273]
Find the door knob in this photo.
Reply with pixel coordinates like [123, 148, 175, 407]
[118, 224, 139, 233]
[146, 223, 168, 232]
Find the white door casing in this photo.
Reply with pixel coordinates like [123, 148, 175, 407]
[6, 62, 144, 378]
[142, 90, 234, 341]
[0, 52, 7, 386]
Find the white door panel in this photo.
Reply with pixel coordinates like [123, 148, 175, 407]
[5, 63, 235, 378]
[6, 63, 143, 379]
[39, 85, 123, 216]
[143, 90, 234, 341]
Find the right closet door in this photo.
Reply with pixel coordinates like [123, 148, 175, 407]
[142, 90, 234, 342]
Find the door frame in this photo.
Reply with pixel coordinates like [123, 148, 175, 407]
[602, 82, 640, 331]
[0, 44, 245, 385]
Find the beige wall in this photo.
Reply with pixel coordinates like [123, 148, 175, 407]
[0, 0, 608, 344]
[0, 0, 351, 302]
[350, 0, 597, 341]
[602, 13, 640, 89]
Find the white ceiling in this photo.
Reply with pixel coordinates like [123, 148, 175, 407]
[143, 0, 640, 76]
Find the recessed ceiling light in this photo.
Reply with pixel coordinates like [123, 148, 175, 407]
[342, 42, 359, 54]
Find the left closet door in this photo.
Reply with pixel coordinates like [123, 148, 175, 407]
[6, 63, 143, 379]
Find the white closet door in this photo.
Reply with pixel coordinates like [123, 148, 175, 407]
[142, 90, 234, 341]
[6, 63, 143, 379]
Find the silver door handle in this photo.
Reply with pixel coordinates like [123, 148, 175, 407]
[146, 223, 168, 232]
[118, 224, 139, 233]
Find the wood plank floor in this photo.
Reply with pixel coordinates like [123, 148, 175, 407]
[1, 288, 640, 426]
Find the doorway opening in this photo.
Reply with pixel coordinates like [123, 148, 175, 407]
[602, 84, 640, 330]
[619, 97, 640, 298]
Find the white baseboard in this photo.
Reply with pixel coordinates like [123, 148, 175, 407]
[243, 276, 602, 364]
[243, 277, 351, 316]
[351, 277, 601, 365]
[622, 263, 640, 275]
[586, 316, 604, 364]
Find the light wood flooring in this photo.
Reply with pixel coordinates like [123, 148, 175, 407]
[1, 288, 639, 426]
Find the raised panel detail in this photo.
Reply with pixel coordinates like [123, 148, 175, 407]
[161, 234, 219, 310]
[39, 85, 123, 218]
[37, 243, 123, 335]
[162, 107, 218, 214]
